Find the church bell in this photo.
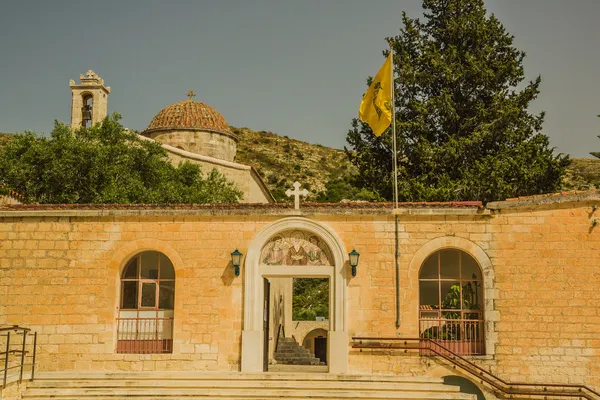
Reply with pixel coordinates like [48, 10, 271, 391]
[82, 105, 92, 121]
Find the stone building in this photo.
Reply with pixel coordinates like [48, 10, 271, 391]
[0, 71, 599, 399]
[69, 72, 273, 204]
[1, 191, 599, 399]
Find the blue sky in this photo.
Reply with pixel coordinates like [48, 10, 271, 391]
[0, 0, 599, 157]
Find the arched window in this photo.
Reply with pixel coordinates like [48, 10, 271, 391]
[117, 251, 175, 354]
[419, 249, 484, 355]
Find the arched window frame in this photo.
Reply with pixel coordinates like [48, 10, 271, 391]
[117, 251, 175, 354]
[419, 248, 485, 355]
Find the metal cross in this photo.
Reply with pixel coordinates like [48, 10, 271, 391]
[186, 90, 196, 101]
[286, 181, 309, 210]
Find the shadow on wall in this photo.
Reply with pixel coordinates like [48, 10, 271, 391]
[443, 375, 486, 400]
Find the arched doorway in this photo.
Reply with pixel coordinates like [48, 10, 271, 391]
[302, 328, 328, 364]
[241, 217, 348, 373]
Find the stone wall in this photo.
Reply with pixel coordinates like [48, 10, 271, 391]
[153, 139, 273, 204]
[289, 321, 329, 345]
[148, 129, 237, 162]
[0, 195, 599, 388]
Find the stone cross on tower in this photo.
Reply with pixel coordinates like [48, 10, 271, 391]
[186, 90, 196, 101]
[286, 181, 309, 210]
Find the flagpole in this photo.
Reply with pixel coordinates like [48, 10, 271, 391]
[390, 41, 401, 329]
[390, 45, 398, 209]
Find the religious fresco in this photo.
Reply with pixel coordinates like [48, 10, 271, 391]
[261, 230, 333, 266]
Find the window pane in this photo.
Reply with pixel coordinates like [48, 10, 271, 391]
[160, 254, 175, 279]
[121, 281, 138, 309]
[439, 249, 460, 279]
[461, 281, 483, 310]
[141, 252, 159, 279]
[141, 282, 157, 308]
[441, 281, 461, 309]
[419, 281, 440, 309]
[419, 253, 438, 279]
[461, 252, 481, 280]
[122, 257, 138, 279]
[159, 281, 175, 309]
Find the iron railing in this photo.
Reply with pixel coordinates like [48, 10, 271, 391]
[0, 325, 37, 388]
[116, 317, 173, 354]
[352, 337, 600, 400]
[275, 324, 285, 352]
[419, 314, 484, 355]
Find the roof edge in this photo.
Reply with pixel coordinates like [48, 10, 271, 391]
[487, 190, 600, 210]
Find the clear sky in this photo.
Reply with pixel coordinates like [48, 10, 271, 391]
[0, 0, 599, 157]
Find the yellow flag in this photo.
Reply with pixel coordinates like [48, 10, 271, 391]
[358, 53, 393, 136]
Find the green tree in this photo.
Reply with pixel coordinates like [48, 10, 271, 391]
[0, 115, 242, 204]
[292, 278, 329, 321]
[316, 176, 382, 202]
[346, 0, 569, 203]
[591, 115, 600, 159]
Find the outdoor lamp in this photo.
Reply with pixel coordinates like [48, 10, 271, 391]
[231, 249, 243, 277]
[348, 249, 360, 277]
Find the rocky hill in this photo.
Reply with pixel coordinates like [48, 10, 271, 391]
[231, 127, 355, 201]
[1, 130, 599, 200]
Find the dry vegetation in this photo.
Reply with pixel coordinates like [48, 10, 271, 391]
[232, 127, 355, 201]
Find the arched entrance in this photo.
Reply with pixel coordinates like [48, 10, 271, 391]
[241, 217, 349, 373]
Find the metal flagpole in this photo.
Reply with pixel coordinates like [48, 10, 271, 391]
[390, 42, 401, 328]
[390, 45, 398, 209]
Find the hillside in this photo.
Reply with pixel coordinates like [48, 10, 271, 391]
[562, 157, 600, 190]
[2, 130, 599, 200]
[231, 127, 355, 201]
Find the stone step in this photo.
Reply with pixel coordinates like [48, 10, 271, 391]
[27, 379, 463, 392]
[33, 372, 444, 383]
[22, 387, 476, 399]
[22, 372, 477, 400]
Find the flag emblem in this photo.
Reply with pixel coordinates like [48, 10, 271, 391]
[358, 53, 393, 137]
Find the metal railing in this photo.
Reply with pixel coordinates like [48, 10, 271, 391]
[352, 337, 600, 400]
[116, 317, 173, 354]
[0, 325, 37, 388]
[419, 315, 484, 355]
[275, 324, 285, 352]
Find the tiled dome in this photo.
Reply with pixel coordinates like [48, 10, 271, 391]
[146, 100, 233, 135]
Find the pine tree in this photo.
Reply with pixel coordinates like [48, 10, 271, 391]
[346, 0, 569, 203]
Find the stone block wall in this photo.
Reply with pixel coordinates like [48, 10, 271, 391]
[0, 197, 599, 389]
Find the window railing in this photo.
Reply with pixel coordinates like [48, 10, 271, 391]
[0, 325, 37, 388]
[419, 311, 484, 355]
[352, 337, 600, 400]
[116, 317, 173, 354]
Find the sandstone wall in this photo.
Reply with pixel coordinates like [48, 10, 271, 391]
[0, 199, 598, 389]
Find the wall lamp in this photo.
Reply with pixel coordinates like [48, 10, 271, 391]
[348, 249, 360, 277]
[230, 249, 243, 277]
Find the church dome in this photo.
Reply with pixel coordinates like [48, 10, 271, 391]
[145, 99, 233, 136]
[143, 95, 238, 162]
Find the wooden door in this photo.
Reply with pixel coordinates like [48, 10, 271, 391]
[314, 336, 327, 364]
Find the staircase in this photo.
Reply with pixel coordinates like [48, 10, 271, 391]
[274, 337, 325, 366]
[22, 371, 477, 399]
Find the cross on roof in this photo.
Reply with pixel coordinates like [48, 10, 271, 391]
[186, 90, 196, 101]
[286, 181, 309, 210]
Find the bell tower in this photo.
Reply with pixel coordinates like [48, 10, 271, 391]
[69, 70, 110, 129]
